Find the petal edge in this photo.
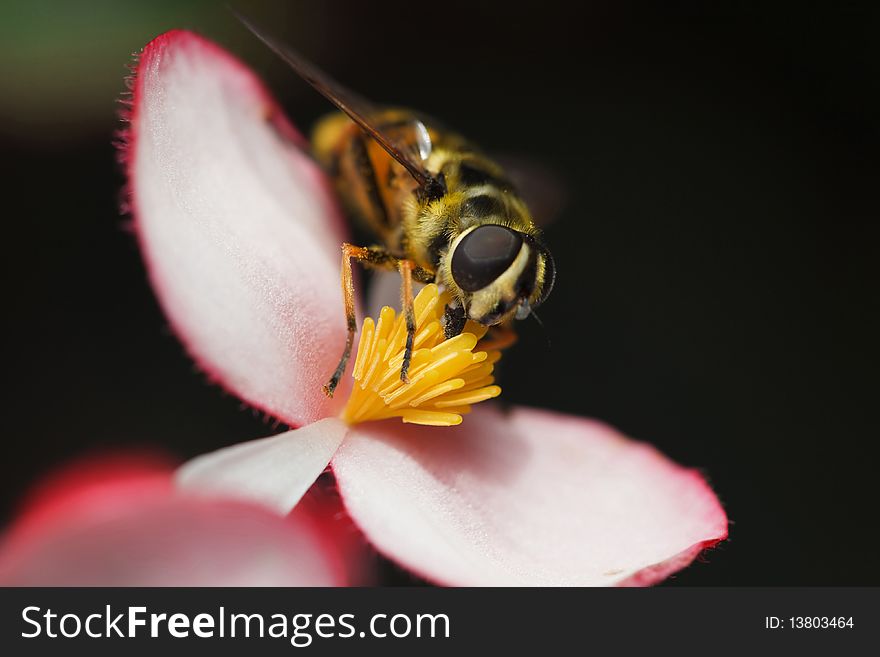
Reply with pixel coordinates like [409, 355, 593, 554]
[127, 30, 351, 427]
[177, 418, 349, 516]
[332, 405, 727, 586]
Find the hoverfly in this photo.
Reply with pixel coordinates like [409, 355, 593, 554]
[237, 15, 556, 397]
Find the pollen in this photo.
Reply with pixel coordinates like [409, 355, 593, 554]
[341, 284, 502, 427]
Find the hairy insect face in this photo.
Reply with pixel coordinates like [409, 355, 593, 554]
[445, 225, 554, 326]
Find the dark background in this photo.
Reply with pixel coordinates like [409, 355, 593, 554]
[1, 1, 877, 585]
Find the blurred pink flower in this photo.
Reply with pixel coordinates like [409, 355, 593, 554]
[0, 453, 352, 586]
[121, 30, 728, 586]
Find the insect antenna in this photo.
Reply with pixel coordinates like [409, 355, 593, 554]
[529, 309, 552, 351]
[230, 6, 445, 197]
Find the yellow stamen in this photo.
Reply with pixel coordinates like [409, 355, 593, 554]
[341, 284, 503, 427]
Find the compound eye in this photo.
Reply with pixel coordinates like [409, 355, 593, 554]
[451, 225, 523, 292]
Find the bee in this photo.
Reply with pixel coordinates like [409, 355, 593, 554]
[238, 16, 556, 397]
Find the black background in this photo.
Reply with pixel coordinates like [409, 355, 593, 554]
[1, 1, 878, 585]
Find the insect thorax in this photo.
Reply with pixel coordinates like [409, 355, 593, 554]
[312, 110, 538, 275]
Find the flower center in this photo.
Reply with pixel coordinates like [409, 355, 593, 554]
[341, 284, 502, 426]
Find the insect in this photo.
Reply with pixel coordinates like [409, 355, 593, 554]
[237, 15, 556, 397]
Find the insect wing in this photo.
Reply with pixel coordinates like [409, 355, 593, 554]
[235, 11, 439, 189]
[374, 116, 433, 167]
[492, 154, 568, 227]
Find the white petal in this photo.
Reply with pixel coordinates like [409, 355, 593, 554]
[332, 405, 727, 586]
[177, 418, 349, 515]
[128, 30, 352, 426]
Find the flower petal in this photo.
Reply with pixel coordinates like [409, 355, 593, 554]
[126, 30, 350, 426]
[332, 405, 727, 586]
[177, 417, 349, 515]
[0, 455, 346, 585]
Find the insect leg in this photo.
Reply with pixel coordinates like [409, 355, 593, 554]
[323, 243, 395, 397]
[398, 259, 416, 384]
[323, 245, 432, 396]
[443, 302, 467, 339]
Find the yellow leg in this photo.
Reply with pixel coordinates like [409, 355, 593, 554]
[323, 244, 430, 396]
[324, 244, 364, 397]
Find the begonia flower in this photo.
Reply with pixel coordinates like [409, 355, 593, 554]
[0, 454, 352, 586]
[122, 30, 728, 586]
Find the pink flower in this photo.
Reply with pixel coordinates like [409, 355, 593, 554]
[122, 30, 728, 586]
[0, 453, 353, 586]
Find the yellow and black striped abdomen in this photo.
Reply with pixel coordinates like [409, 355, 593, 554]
[312, 110, 432, 251]
[312, 110, 540, 273]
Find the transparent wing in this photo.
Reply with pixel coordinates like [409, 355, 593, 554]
[492, 154, 568, 227]
[234, 10, 441, 191]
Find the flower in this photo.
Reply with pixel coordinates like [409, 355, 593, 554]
[121, 30, 728, 586]
[0, 453, 355, 586]
[342, 284, 501, 426]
